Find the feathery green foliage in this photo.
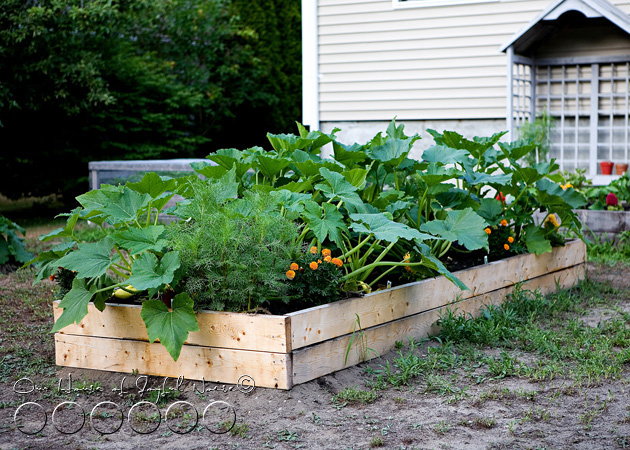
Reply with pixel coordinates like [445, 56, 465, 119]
[168, 179, 300, 311]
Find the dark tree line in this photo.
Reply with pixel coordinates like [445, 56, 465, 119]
[0, 0, 301, 202]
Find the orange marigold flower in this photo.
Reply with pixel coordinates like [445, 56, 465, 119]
[49, 274, 55, 282]
[331, 258, 343, 267]
[500, 219, 508, 226]
[324, 255, 332, 263]
[317, 259, 322, 264]
[290, 262, 299, 271]
[508, 236, 514, 244]
[322, 249, 331, 257]
[504, 243, 510, 251]
[309, 262, 319, 270]
[286, 270, 296, 280]
[484, 228, 492, 235]
[310, 246, 318, 254]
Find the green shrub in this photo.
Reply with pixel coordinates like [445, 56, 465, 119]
[0, 215, 32, 265]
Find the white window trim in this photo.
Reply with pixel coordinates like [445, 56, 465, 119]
[392, 0, 499, 10]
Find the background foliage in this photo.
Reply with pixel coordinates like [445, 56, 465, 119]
[0, 0, 301, 203]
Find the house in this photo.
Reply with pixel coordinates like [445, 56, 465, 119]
[301, 0, 630, 183]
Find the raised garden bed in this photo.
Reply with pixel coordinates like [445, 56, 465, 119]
[575, 209, 630, 240]
[53, 240, 586, 390]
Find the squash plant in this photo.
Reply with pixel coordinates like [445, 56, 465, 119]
[27, 173, 199, 361]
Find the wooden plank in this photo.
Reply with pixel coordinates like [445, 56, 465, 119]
[291, 264, 585, 386]
[289, 240, 586, 350]
[55, 334, 291, 390]
[53, 303, 290, 353]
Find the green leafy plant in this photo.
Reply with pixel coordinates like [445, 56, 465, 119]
[167, 174, 299, 312]
[583, 173, 630, 210]
[284, 247, 345, 306]
[0, 215, 32, 265]
[518, 110, 555, 166]
[27, 172, 196, 360]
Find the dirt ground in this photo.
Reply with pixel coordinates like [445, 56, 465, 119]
[1, 263, 630, 450]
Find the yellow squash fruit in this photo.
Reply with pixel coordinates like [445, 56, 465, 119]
[113, 285, 139, 299]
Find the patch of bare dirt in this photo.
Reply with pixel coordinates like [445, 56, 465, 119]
[1, 264, 630, 449]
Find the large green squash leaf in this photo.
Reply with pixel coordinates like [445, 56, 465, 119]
[302, 201, 347, 247]
[190, 161, 228, 180]
[52, 278, 97, 332]
[140, 293, 199, 361]
[420, 208, 488, 251]
[55, 237, 118, 279]
[350, 213, 433, 243]
[113, 225, 167, 254]
[39, 207, 82, 242]
[476, 198, 504, 225]
[523, 224, 552, 255]
[315, 168, 363, 207]
[536, 179, 587, 209]
[101, 189, 152, 225]
[332, 141, 367, 168]
[369, 139, 412, 167]
[256, 154, 291, 178]
[422, 145, 469, 165]
[127, 172, 176, 198]
[126, 252, 180, 290]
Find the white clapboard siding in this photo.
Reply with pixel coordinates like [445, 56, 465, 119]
[316, 0, 630, 122]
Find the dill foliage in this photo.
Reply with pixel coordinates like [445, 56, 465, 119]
[168, 179, 299, 312]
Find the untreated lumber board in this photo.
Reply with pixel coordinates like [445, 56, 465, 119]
[55, 334, 292, 390]
[53, 303, 290, 353]
[291, 263, 585, 386]
[289, 240, 586, 350]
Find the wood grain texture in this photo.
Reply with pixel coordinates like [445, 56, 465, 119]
[289, 240, 586, 350]
[55, 334, 291, 389]
[291, 264, 585, 386]
[53, 303, 290, 353]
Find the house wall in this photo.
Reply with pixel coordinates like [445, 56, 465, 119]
[315, 0, 630, 136]
[320, 119, 506, 160]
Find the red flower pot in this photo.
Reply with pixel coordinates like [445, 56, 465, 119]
[600, 161, 614, 175]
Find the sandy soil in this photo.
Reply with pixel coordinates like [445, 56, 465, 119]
[1, 263, 629, 450]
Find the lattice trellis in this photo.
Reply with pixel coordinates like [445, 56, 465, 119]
[508, 54, 630, 176]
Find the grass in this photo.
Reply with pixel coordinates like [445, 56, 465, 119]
[331, 386, 378, 407]
[586, 230, 630, 266]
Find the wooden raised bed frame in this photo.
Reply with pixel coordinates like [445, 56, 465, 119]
[54, 240, 587, 389]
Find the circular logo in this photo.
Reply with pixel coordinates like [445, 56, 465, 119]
[128, 401, 161, 434]
[52, 401, 85, 435]
[90, 401, 124, 435]
[14, 402, 47, 435]
[165, 401, 198, 435]
[203, 400, 236, 434]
